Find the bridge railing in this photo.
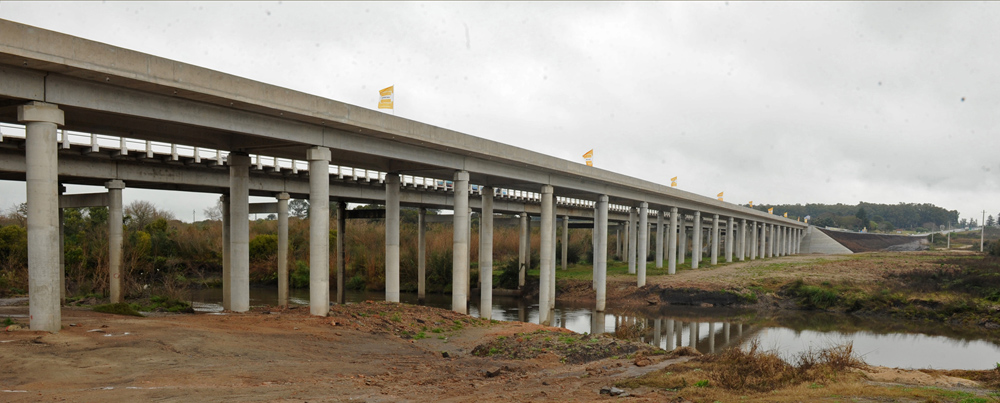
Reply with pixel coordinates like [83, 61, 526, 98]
[3, 122, 642, 217]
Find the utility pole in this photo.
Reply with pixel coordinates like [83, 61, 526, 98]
[982, 210, 986, 252]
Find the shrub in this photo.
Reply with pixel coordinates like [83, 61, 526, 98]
[249, 234, 278, 262]
[290, 260, 310, 288]
[495, 257, 520, 290]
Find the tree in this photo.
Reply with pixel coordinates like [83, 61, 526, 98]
[855, 208, 869, 231]
[987, 215, 996, 228]
[289, 199, 309, 219]
[203, 200, 222, 221]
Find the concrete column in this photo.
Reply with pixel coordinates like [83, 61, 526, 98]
[452, 171, 470, 313]
[307, 146, 330, 316]
[678, 215, 687, 265]
[738, 219, 747, 261]
[724, 322, 731, 346]
[221, 195, 231, 310]
[711, 214, 720, 265]
[106, 180, 125, 303]
[467, 206, 473, 300]
[655, 211, 664, 269]
[276, 193, 289, 307]
[384, 174, 400, 302]
[668, 207, 678, 275]
[417, 207, 426, 303]
[518, 213, 528, 288]
[595, 195, 609, 311]
[759, 223, 767, 258]
[229, 152, 251, 313]
[21, 102, 64, 332]
[627, 208, 637, 274]
[768, 225, 775, 258]
[637, 202, 648, 286]
[479, 187, 494, 320]
[616, 227, 621, 259]
[561, 215, 569, 271]
[750, 221, 758, 260]
[725, 217, 734, 263]
[336, 201, 346, 305]
[539, 185, 555, 325]
[549, 197, 556, 309]
[692, 212, 701, 269]
[777, 226, 784, 257]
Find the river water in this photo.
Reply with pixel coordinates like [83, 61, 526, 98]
[187, 287, 1000, 370]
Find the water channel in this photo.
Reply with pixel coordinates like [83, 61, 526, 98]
[187, 287, 1000, 370]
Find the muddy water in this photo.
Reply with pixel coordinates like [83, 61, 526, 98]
[186, 287, 1000, 370]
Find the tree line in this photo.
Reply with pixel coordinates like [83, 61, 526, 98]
[745, 202, 960, 232]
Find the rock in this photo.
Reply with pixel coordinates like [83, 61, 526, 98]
[441, 351, 450, 358]
[600, 386, 626, 396]
[330, 320, 338, 326]
[485, 367, 504, 378]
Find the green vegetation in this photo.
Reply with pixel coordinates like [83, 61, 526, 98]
[749, 202, 958, 232]
[93, 302, 144, 317]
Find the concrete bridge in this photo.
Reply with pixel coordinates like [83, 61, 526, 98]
[0, 19, 807, 332]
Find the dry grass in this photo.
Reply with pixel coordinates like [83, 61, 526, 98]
[620, 340, 994, 402]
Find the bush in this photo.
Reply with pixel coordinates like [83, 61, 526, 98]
[785, 279, 839, 309]
[290, 260, 309, 288]
[249, 234, 278, 262]
[495, 257, 520, 290]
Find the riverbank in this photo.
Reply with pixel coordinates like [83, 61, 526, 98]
[558, 250, 1000, 335]
[2, 302, 997, 402]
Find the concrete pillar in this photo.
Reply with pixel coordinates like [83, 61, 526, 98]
[750, 221, 758, 260]
[768, 224, 775, 258]
[385, 174, 400, 302]
[655, 210, 664, 269]
[738, 219, 747, 261]
[637, 202, 648, 286]
[336, 201, 346, 305]
[276, 193, 289, 307]
[777, 226, 784, 257]
[106, 180, 125, 303]
[759, 223, 767, 258]
[452, 171, 470, 314]
[518, 213, 528, 288]
[711, 214, 720, 265]
[668, 207, 678, 275]
[724, 322, 731, 346]
[479, 187, 494, 320]
[561, 215, 569, 270]
[221, 195, 231, 310]
[595, 195, 609, 311]
[467, 206, 473, 300]
[725, 216, 734, 263]
[616, 227, 621, 259]
[21, 102, 64, 332]
[539, 185, 554, 325]
[627, 208, 637, 274]
[678, 215, 687, 265]
[653, 319, 662, 348]
[549, 197, 556, 309]
[947, 232, 951, 249]
[307, 146, 330, 316]
[229, 152, 251, 313]
[692, 212, 701, 269]
[417, 207, 426, 303]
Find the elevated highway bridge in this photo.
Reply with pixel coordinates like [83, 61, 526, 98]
[0, 19, 807, 332]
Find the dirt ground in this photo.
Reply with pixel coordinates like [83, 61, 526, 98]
[3, 251, 996, 402]
[0, 303, 691, 402]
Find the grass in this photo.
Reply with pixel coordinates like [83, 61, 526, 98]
[616, 340, 1000, 402]
[93, 302, 144, 317]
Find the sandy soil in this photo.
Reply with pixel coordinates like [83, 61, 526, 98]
[0, 303, 685, 402]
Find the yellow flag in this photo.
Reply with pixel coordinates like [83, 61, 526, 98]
[378, 86, 394, 109]
[583, 149, 593, 166]
[783, 212, 788, 218]
[749, 201, 753, 208]
[717, 191, 724, 201]
[768, 207, 774, 214]
[670, 176, 677, 187]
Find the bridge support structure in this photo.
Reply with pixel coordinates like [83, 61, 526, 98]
[307, 146, 330, 316]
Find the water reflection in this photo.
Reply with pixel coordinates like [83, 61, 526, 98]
[185, 287, 1000, 370]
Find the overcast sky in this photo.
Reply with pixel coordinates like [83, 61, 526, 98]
[1, 2, 998, 223]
